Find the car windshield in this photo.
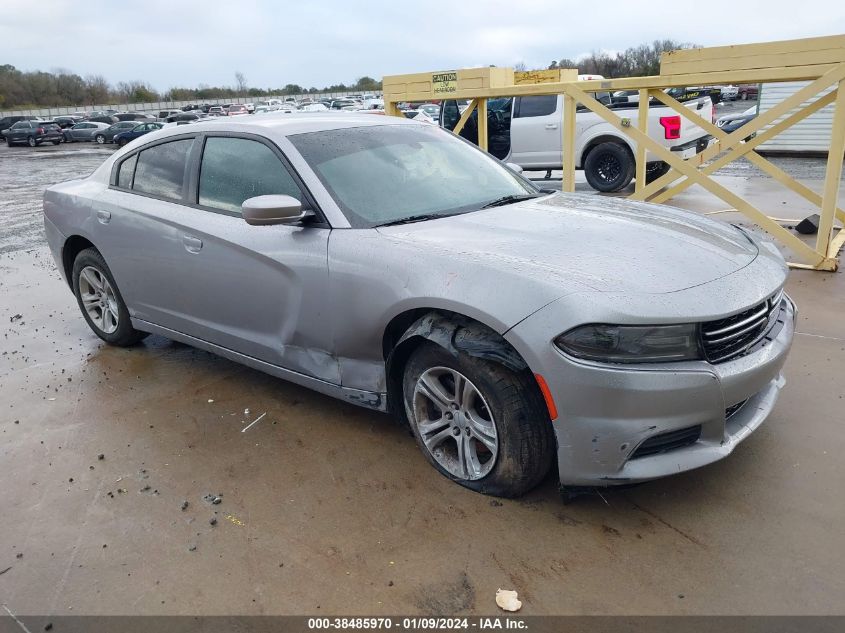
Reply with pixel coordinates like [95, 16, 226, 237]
[288, 123, 537, 228]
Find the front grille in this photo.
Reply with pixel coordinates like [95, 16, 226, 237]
[630, 425, 702, 460]
[701, 290, 784, 363]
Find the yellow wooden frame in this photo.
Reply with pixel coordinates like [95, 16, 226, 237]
[382, 35, 845, 271]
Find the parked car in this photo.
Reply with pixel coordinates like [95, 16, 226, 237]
[94, 120, 144, 144]
[88, 115, 119, 125]
[227, 104, 249, 116]
[738, 84, 760, 100]
[115, 113, 154, 122]
[165, 112, 207, 124]
[244, 103, 255, 113]
[329, 99, 357, 110]
[52, 116, 84, 129]
[112, 121, 165, 146]
[43, 114, 794, 497]
[720, 85, 739, 101]
[181, 104, 200, 112]
[156, 110, 182, 120]
[417, 103, 440, 119]
[441, 91, 714, 192]
[716, 106, 758, 137]
[63, 121, 111, 142]
[0, 115, 38, 140]
[207, 106, 225, 117]
[5, 120, 63, 146]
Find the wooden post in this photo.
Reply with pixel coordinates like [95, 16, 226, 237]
[817, 80, 845, 255]
[477, 98, 488, 152]
[635, 89, 649, 194]
[562, 93, 576, 192]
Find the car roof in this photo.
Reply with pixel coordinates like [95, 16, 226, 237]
[155, 112, 413, 138]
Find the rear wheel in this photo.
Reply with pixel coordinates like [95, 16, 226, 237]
[584, 142, 634, 192]
[72, 248, 148, 347]
[51, 140, 61, 145]
[402, 341, 554, 497]
[118, 138, 127, 147]
[95, 134, 105, 144]
[27, 136, 37, 147]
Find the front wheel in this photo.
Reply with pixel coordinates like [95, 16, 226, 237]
[95, 135, 105, 144]
[51, 140, 61, 145]
[72, 248, 148, 346]
[583, 142, 634, 192]
[27, 136, 37, 147]
[402, 342, 554, 497]
[118, 138, 127, 147]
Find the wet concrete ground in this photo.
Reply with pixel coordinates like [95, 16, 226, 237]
[1, 142, 844, 617]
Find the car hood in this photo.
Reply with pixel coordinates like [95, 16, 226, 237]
[377, 192, 758, 295]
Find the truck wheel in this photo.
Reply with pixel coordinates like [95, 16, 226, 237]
[402, 341, 554, 498]
[584, 142, 634, 192]
[645, 161, 671, 184]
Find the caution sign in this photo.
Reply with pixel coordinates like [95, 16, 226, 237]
[432, 72, 457, 96]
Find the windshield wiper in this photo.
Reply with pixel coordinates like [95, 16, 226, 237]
[375, 213, 451, 227]
[480, 193, 541, 209]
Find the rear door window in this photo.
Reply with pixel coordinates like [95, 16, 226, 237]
[514, 95, 557, 118]
[198, 136, 304, 214]
[132, 139, 193, 201]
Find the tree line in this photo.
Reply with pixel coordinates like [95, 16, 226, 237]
[1, 40, 693, 109]
[0, 65, 383, 109]
[546, 39, 697, 78]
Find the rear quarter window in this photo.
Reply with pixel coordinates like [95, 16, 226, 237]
[132, 139, 193, 201]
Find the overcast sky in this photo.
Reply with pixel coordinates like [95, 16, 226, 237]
[2, 0, 844, 90]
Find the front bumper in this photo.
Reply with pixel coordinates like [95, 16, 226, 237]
[507, 295, 795, 487]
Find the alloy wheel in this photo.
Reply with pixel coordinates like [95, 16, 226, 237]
[412, 366, 499, 480]
[596, 153, 622, 184]
[78, 266, 119, 334]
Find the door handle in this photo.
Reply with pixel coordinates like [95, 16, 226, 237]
[182, 234, 203, 253]
[545, 123, 558, 130]
[96, 209, 111, 224]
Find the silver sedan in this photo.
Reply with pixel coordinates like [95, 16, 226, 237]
[63, 121, 111, 142]
[43, 114, 795, 497]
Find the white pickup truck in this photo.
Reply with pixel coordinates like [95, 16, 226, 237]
[441, 92, 714, 192]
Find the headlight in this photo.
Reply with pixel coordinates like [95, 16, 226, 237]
[555, 324, 701, 363]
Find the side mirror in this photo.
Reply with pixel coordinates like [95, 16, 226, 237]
[506, 162, 523, 174]
[242, 195, 307, 226]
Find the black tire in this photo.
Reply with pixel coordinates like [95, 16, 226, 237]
[95, 134, 105, 144]
[27, 136, 37, 147]
[5, 138, 12, 147]
[740, 92, 748, 100]
[402, 341, 554, 497]
[118, 138, 127, 147]
[583, 141, 634, 192]
[72, 248, 148, 347]
[51, 140, 61, 145]
[644, 161, 671, 184]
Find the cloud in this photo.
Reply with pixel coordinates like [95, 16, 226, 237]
[1, 0, 843, 90]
